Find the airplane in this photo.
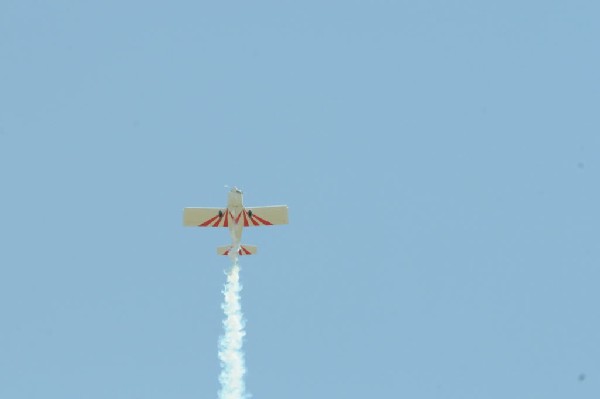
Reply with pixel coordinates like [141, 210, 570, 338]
[183, 187, 288, 256]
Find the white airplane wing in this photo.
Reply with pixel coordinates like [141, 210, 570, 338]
[183, 207, 229, 227]
[244, 205, 288, 226]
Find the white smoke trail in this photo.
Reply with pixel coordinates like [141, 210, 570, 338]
[218, 255, 248, 399]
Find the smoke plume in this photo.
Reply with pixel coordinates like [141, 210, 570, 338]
[218, 256, 248, 399]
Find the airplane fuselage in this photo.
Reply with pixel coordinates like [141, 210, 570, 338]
[227, 189, 244, 249]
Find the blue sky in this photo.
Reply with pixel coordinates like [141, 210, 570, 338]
[1, 1, 599, 398]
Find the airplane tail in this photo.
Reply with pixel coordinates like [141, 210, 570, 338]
[217, 244, 257, 256]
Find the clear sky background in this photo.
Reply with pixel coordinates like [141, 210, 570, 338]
[1, 1, 599, 398]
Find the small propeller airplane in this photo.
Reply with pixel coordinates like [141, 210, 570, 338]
[183, 187, 288, 256]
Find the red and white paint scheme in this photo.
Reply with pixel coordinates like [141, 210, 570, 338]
[183, 187, 288, 256]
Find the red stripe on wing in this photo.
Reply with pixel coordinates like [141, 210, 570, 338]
[212, 216, 223, 227]
[223, 210, 229, 227]
[199, 214, 220, 227]
[247, 210, 260, 226]
[252, 214, 273, 225]
[241, 246, 251, 255]
[242, 212, 249, 227]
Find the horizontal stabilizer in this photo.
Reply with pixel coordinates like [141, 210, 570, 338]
[217, 244, 257, 256]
